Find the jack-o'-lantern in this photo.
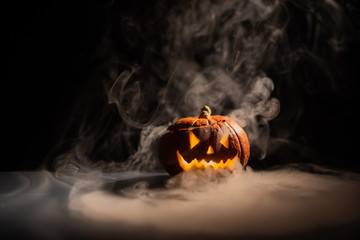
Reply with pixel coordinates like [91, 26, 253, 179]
[158, 106, 250, 175]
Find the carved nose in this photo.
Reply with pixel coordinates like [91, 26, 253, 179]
[207, 145, 215, 154]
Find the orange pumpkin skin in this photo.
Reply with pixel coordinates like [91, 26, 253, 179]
[158, 106, 250, 175]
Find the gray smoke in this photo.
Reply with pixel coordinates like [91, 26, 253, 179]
[98, 0, 282, 172]
[50, 0, 288, 173]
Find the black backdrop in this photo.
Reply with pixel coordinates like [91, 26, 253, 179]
[3, 0, 360, 172]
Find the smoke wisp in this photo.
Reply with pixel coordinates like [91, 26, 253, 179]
[50, 0, 291, 172]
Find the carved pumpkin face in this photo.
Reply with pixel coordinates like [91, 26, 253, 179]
[158, 106, 250, 175]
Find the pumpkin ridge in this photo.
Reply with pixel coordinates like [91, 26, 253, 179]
[225, 121, 249, 166]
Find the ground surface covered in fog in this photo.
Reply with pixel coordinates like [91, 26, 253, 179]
[1, 165, 359, 240]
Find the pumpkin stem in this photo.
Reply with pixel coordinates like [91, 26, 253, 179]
[199, 105, 212, 119]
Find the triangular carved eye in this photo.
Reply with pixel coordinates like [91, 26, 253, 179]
[189, 131, 200, 149]
[220, 133, 229, 148]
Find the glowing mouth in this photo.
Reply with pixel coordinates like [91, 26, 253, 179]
[176, 151, 238, 171]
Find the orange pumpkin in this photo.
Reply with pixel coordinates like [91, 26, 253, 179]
[158, 106, 250, 175]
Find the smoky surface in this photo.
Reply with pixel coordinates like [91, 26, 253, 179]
[3, 166, 359, 240]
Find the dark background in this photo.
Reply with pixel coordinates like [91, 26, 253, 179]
[4, 0, 102, 170]
[3, 0, 360, 172]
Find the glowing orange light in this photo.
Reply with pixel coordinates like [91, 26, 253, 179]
[176, 151, 238, 171]
[189, 132, 200, 149]
[220, 133, 229, 148]
[207, 145, 215, 154]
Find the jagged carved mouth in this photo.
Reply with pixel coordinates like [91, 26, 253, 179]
[176, 151, 238, 171]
